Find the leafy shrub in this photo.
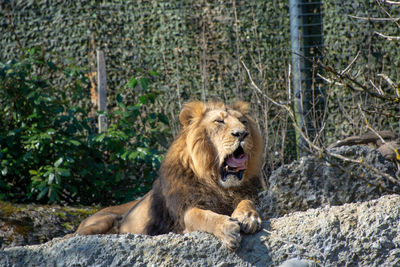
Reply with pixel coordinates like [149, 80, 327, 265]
[0, 48, 170, 205]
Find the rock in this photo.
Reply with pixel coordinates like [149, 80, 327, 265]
[378, 141, 400, 161]
[1, 194, 400, 266]
[279, 258, 317, 267]
[0, 201, 97, 249]
[258, 146, 399, 219]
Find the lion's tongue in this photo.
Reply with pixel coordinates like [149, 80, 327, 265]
[225, 154, 248, 171]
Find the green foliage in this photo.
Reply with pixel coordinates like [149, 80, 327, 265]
[0, 49, 170, 205]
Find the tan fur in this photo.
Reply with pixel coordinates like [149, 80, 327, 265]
[72, 100, 263, 250]
[119, 192, 152, 234]
[73, 200, 138, 236]
[183, 207, 242, 249]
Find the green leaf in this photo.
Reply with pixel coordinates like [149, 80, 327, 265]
[139, 77, 149, 91]
[158, 114, 169, 125]
[69, 140, 81, 146]
[147, 113, 156, 123]
[148, 70, 159, 76]
[128, 151, 139, 160]
[93, 132, 106, 142]
[54, 157, 63, 167]
[137, 147, 149, 155]
[47, 129, 56, 135]
[116, 94, 124, 103]
[56, 168, 71, 177]
[47, 61, 57, 71]
[48, 173, 55, 184]
[37, 187, 49, 200]
[138, 95, 147, 104]
[128, 77, 138, 89]
[121, 151, 129, 160]
[147, 93, 156, 103]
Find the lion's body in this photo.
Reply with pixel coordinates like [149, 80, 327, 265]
[73, 101, 263, 249]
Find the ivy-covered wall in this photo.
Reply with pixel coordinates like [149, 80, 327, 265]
[0, 0, 290, 100]
[323, 1, 400, 140]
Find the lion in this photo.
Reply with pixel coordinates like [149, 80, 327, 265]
[72, 100, 263, 250]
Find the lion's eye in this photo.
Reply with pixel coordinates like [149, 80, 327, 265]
[214, 119, 225, 124]
[241, 119, 248, 125]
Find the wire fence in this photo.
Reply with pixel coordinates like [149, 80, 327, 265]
[1, 0, 399, 173]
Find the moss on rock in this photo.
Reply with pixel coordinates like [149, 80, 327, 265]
[0, 201, 98, 249]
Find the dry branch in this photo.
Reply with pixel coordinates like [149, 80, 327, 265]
[318, 60, 399, 102]
[374, 31, 400, 40]
[242, 61, 400, 188]
[380, 0, 400, 6]
[348, 15, 400, 21]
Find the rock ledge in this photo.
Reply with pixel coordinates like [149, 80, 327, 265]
[2, 194, 400, 267]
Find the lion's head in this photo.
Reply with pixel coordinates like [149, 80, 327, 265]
[170, 100, 263, 189]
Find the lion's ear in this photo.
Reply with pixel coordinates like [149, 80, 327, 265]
[232, 101, 250, 115]
[179, 101, 206, 127]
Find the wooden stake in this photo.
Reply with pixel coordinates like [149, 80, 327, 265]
[97, 50, 107, 133]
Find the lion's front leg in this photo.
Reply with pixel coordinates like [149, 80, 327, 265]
[231, 199, 262, 234]
[183, 207, 241, 250]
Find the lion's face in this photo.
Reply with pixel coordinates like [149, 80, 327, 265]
[178, 101, 262, 189]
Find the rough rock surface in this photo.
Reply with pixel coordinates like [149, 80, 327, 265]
[258, 146, 398, 219]
[1, 194, 400, 267]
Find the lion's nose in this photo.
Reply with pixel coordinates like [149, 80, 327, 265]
[232, 130, 248, 141]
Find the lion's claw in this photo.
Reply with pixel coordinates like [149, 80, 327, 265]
[215, 215, 241, 250]
[232, 210, 262, 234]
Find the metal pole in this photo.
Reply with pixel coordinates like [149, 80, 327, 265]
[289, 0, 324, 157]
[289, 0, 305, 155]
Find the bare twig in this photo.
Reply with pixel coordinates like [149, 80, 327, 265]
[296, 51, 394, 103]
[329, 150, 400, 186]
[341, 51, 360, 75]
[318, 61, 398, 102]
[380, 0, 400, 5]
[359, 107, 400, 119]
[242, 61, 292, 114]
[357, 104, 400, 162]
[348, 15, 400, 21]
[369, 80, 385, 96]
[378, 73, 397, 90]
[317, 73, 344, 86]
[357, 104, 386, 144]
[376, 0, 400, 28]
[6, 7, 23, 50]
[300, 109, 400, 186]
[374, 31, 400, 40]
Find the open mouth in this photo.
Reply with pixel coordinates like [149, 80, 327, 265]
[220, 146, 248, 182]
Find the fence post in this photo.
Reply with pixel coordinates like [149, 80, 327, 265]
[97, 50, 108, 133]
[289, 0, 325, 157]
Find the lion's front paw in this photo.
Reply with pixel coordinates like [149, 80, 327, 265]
[232, 209, 262, 234]
[215, 216, 241, 250]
